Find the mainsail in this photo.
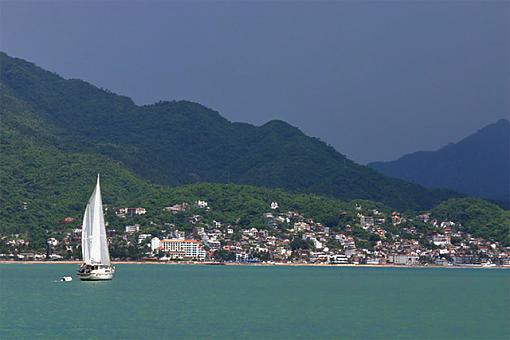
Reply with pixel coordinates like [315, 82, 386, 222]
[81, 175, 111, 265]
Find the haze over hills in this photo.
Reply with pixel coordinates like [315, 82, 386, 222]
[0, 52, 460, 212]
[369, 119, 510, 207]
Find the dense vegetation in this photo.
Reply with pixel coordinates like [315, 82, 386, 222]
[0, 86, 383, 247]
[0, 88, 154, 244]
[370, 119, 510, 207]
[0, 52, 459, 211]
[1, 52, 507, 249]
[432, 198, 510, 246]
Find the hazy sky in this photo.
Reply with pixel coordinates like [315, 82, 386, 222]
[1, 1, 508, 163]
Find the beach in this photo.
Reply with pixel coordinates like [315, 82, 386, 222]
[1, 260, 507, 269]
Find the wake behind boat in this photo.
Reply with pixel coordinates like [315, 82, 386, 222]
[77, 175, 115, 281]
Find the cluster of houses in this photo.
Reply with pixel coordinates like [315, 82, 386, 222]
[1, 200, 509, 267]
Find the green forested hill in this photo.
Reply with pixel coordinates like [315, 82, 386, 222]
[432, 198, 510, 246]
[0, 85, 380, 239]
[1, 75, 508, 246]
[0, 52, 460, 211]
[0, 88, 155, 235]
[0, 71, 378, 239]
[0, 88, 377, 244]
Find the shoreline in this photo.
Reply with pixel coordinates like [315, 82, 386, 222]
[0, 260, 507, 269]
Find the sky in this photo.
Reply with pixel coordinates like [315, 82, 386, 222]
[0, 0, 508, 164]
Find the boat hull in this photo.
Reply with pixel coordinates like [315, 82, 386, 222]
[78, 266, 115, 281]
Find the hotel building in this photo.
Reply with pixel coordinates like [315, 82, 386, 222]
[160, 239, 207, 260]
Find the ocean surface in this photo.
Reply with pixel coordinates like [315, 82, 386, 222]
[0, 264, 508, 339]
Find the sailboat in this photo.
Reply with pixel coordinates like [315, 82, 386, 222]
[77, 175, 115, 281]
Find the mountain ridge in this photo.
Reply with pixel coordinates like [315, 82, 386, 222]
[0, 51, 460, 210]
[369, 119, 510, 206]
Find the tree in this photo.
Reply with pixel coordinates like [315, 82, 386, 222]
[290, 237, 312, 250]
[213, 250, 236, 262]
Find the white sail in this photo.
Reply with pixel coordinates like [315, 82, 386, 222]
[81, 175, 111, 265]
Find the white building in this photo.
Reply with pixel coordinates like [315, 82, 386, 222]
[163, 203, 189, 214]
[125, 224, 140, 233]
[309, 237, 323, 250]
[47, 237, 59, 247]
[138, 233, 152, 244]
[388, 254, 419, 265]
[173, 230, 185, 240]
[206, 239, 221, 251]
[293, 222, 310, 232]
[118, 207, 147, 217]
[236, 253, 249, 262]
[432, 233, 451, 246]
[329, 254, 349, 264]
[194, 227, 205, 235]
[160, 239, 207, 260]
[391, 213, 403, 225]
[150, 237, 161, 251]
[360, 215, 375, 229]
[196, 200, 209, 209]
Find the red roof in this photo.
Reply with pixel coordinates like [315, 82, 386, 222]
[160, 239, 200, 243]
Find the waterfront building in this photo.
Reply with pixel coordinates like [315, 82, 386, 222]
[160, 239, 207, 260]
[329, 254, 349, 264]
[388, 254, 420, 265]
[150, 237, 161, 251]
[236, 253, 249, 262]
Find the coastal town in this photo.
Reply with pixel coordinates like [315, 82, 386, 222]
[1, 199, 509, 267]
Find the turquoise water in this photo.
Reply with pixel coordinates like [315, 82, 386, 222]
[0, 264, 508, 339]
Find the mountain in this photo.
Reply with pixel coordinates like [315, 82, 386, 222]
[0, 87, 389, 246]
[0, 85, 157, 235]
[369, 119, 510, 206]
[0, 51, 459, 211]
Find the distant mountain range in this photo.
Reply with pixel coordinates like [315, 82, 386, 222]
[369, 119, 510, 207]
[0, 51, 459, 215]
